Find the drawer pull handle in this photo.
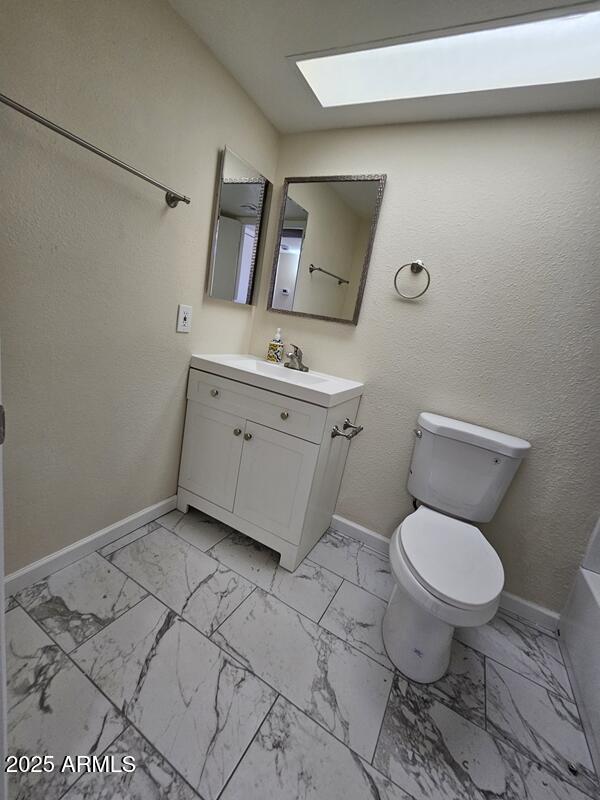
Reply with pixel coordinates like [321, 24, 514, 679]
[244, 432, 253, 441]
[210, 389, 219, 397]
[233, 428, 242, 436]
[280, 410, 289, 420]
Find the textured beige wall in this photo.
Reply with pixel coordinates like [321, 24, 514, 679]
[0, 0, 279, 571]
[250, 116, 600, 611]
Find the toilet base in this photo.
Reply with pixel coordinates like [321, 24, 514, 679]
[382, 584, 453, 683]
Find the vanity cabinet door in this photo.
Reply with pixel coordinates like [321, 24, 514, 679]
[179, 403, 244, 512]
[233, 422, 318, 544]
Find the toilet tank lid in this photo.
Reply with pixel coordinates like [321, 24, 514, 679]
[418, 412, 531, 458]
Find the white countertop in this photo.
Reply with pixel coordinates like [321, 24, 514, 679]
[190, 354, 363, 407]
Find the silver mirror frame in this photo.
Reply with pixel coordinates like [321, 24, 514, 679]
[206, 147, 270, 305]
[267, 174, 386, 326]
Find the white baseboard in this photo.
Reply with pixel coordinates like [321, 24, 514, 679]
[5, 496, 177, 596]
[330, 513, 559, 632]
[500, 591, 559, 632]
[331, 514, 390, 553]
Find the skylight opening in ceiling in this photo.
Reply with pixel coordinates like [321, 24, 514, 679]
[296, 11, 600, 107]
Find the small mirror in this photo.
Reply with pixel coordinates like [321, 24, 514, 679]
[207, 148, 269, 304]
[268, 175, 385, 324]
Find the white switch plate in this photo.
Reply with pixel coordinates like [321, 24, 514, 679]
[176, 304, 192, 333]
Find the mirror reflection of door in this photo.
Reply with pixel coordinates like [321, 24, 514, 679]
[272, 203, 307, 310]
[207, 148, 269, 305]
[268, 175, 385, 325]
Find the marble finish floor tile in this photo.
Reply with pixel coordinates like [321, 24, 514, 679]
[320, 582, 486, 725]
[15, 552, 146, 651]
[486, 660, 597, 796]
[72, 595, 276, 800]
[267, 559, 343, 621]
[5, 595, 17, 612]
[495, 739, 597, 800]
[320, 580, 393, 668]
[373, 672, 591, 800]
[61, 725, 200, 799]
[221, 696, 413, 800]
[99, 520, 161, 557]
[419, 641, 485, 728]
[158, 508, 232, 551]
[208, 532, 343, 620]
[207, 532, 280, 589]
[456, 611, 573, 699]
[108, 527, 254, 635]
[212, 588, 392, 761]
[308, 529, 394, 601]
[7, 607, 125, 800]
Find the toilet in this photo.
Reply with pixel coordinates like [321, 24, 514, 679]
[382, 412, 531, 683]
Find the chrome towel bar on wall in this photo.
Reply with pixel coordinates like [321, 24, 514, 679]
[393, 260, 431, 299]
[0, 91, 191, 208]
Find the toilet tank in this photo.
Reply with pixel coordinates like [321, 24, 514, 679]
[407, 412, 531, 523]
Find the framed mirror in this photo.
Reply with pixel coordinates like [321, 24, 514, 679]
[207, 147, 270, 305]
[268, 175, 386, 325]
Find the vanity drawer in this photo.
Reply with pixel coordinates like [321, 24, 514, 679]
[187, 369, 327, 444]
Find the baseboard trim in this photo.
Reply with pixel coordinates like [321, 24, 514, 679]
[5, 496, 177, 596]
[330, 513, 559, 632]
[331, 514, 389, 553]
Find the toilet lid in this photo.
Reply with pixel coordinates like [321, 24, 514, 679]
[400, 507, 504, 610]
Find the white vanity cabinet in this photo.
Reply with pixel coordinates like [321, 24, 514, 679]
[177, 356, 363, 571]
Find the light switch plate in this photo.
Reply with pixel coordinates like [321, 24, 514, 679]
[176, 304, 192, 333]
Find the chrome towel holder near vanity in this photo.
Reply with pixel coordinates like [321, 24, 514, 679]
[394, 260, 431, 299]
[332, 418, 364, 439]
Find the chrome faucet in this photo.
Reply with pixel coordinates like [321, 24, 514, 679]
[284, 344, 309, 372]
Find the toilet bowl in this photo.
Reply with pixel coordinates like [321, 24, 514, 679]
[382, 506, 504, 682]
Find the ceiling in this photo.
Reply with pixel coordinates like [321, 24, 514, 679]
[169, 0, 600, 132]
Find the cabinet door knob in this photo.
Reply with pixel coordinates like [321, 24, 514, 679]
[280, 410, 289, 420]
[210, 388, 219, 397]
[244, 432, 253, 441]
[233, 428, 242, 436]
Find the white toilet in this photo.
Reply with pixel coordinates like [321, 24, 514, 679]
[382, 412, 530, 683]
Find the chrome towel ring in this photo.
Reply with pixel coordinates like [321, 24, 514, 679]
[394, 260, 431, 299]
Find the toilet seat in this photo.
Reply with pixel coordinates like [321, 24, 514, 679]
[399, 506, 504, 611]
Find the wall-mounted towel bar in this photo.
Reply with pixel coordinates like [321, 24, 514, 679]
[0, 91, 191, 208]
[309, 264, 349, 286]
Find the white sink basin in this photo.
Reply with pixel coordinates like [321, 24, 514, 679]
[190, 354, 363, 407]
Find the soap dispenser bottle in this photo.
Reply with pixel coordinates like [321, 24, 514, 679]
[266, 328, 284, 363]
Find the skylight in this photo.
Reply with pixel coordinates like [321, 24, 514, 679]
[296, 11, 600, 107]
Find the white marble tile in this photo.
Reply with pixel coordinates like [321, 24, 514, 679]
[158, 509, 232, 551]
[99, 521, 161, 557]
[419, 641, 485, 728]
[61, 725, 200, 799]
[308, 530, 394, 601]
[72, 595, 275, 800]
[221, 696, 413, 800]
[15, 552, 146, 651]
[108, 527, 254, 635]
[374, 672, 507, 799]
[486, 660, 597, 797]
[212, 588, 392, 761]
[320, 580, 393, 668]
[7, 607, 125, 800]
[456, 611, 573, 699]
[207, 531, 280, 589]
[496, 739, 597, 800]
[267, 559, 342, 622]
[207, 532, 342, 620]
[375, 671, 596, 800]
